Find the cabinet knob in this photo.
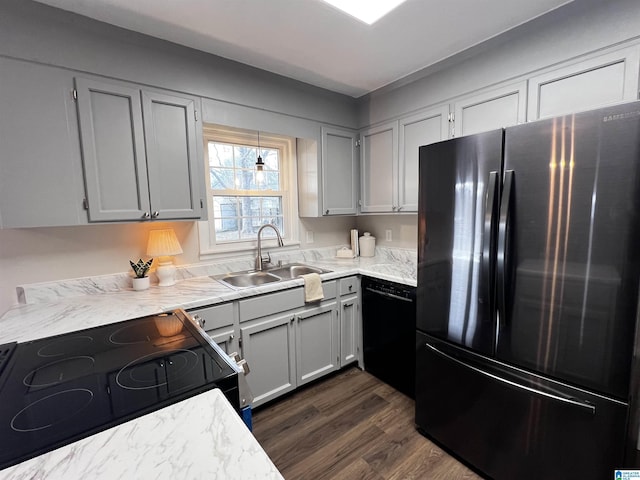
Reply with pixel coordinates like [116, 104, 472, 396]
[229, 334, 234, 340]
[325, 209, 330, 215]
[152, 211, 160, 218]
[349, 285, 353, 291]
[392, 206, 397, 211]
[142, 212, 150, 219]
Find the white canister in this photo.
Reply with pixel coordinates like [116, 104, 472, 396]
[359, 232, 376, 257]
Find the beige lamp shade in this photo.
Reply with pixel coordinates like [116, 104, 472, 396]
[146, 229, 182, 287]
[146, 229, 183, 257]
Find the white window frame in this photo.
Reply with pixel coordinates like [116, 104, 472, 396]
[198, 124, 299, 259]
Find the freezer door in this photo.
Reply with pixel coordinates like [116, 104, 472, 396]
[417, 129, 503, 355]
[499, 102, 640, 399]
[415, 332, 628, 480]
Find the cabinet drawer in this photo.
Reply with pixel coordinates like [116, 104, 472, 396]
[321, 280, 337, 300]
[339, 277, 359, 296]
[189, 302, 234, 330]
[240, 288, 305, 322]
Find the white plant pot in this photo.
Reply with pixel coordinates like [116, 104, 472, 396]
[132, 276, 150, 291]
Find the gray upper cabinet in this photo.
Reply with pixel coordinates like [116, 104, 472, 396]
[360, 120, 398, 213]
[0, 58, 86, 228]
[321, 126, 358, 215]
[360, 106, 447, 213]
[527, 46, 640, 121]
[453, 81, 527, 137]
[297, 126, 358, 217]
[397, 106, 449, 212]
[76, 77, 204, 222]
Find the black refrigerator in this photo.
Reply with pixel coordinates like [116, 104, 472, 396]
[415, 101, 640, 480]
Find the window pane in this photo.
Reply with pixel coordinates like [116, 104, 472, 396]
[208, 137, 286, 245]
[208, 143, 233, 168]
[212, 195, 284, 243]
[210, 167, 234, 189]
[236, 146, 258, 169]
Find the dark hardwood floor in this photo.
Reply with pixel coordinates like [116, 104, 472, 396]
[252, 367, 485, 480]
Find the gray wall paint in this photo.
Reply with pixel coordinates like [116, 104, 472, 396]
[0, 0, 357, 130]
[357, 0, 640, 127]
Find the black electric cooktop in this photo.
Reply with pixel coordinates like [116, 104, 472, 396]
[0, 309, 238, 471]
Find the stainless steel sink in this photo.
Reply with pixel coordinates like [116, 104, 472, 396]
[216, 271, 282, 289]
[213, 263, 331, 289]
[266, 263, 331, 279]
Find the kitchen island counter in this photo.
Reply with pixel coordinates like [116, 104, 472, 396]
[1, 388, 283, 480]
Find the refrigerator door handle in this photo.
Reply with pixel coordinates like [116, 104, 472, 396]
[497, 170, 514, 333]
[482, 171, 499, 319]
[425, 343, 596, 415]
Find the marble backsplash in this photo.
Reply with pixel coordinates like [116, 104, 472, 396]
[17, 246, 417, 305]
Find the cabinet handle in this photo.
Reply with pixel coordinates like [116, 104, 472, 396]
[152, 211, 159, 218]
[142, 212, 150, 219]
[344, 303, 354, 308]
[229, 334, 234, 340]
[348, 285, 353, 291]
[325, 209, 329, 215]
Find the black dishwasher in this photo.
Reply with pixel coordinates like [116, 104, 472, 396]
[362, 276, 416, 398]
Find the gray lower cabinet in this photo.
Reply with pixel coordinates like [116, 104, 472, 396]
[0, 58, 87, 228]
[192, 302, 238, 355]
[75, 76, 204, 222]
[240, 312, 297, 406]
[295, 301, 340, 386]
[340, 294, 359, 366]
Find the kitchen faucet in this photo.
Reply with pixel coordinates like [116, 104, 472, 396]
[255, 224, 284, 271]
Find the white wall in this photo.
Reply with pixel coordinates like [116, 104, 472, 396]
[0, 216, 354, 315]
[356, 215, 417, 250]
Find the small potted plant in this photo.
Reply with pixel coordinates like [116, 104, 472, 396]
[130, 258, 153, 291]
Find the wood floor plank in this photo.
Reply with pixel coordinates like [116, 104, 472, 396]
[252, 366, 485, 480]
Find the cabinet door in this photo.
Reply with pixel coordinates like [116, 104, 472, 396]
[398, 105, 449, 212]
[142, 91, 202, 220]
[454, 81, 526, 137]
[240, 313, 296, 407]
[321, 126, 358, 215]
[360, 121, 398, 213]
[75, 77, 150, 222]
[527, 46, 640, 121]
[207, 326, 237, 355]
[340, 295, 359, 367]
[0, 58, 86, 227]
[295, 302, 339, 386]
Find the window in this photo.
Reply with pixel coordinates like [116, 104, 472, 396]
[199, 125, 298, 256]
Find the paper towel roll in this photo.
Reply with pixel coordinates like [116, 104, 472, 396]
[350, 229, 359, 256]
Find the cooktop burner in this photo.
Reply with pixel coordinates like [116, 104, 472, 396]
[0, 309, 238, 471]
[23, 356, 95, 387]
[37, 335, 94, 357]
[11, 389, 94, 432]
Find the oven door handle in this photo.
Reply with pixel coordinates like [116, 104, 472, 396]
[365, 287, 413, 303]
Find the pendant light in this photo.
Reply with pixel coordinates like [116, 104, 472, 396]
[255, 130, 264, 172]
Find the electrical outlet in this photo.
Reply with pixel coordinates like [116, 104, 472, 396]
[306, 230, 314, 243]
[385, 229, 392, 241]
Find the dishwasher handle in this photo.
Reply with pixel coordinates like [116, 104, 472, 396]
[365, 286, 414, 303]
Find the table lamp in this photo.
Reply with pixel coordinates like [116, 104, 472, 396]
[146, 228, 183, 287]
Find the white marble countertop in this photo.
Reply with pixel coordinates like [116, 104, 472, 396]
[0, 388, 283, 480]
[0, 247, 415, 478]
[0, 247, 416, 344]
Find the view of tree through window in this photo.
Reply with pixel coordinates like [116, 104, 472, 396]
[208, 141, 284, 242]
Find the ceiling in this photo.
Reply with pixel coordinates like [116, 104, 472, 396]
[35, 0, 574, 98]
